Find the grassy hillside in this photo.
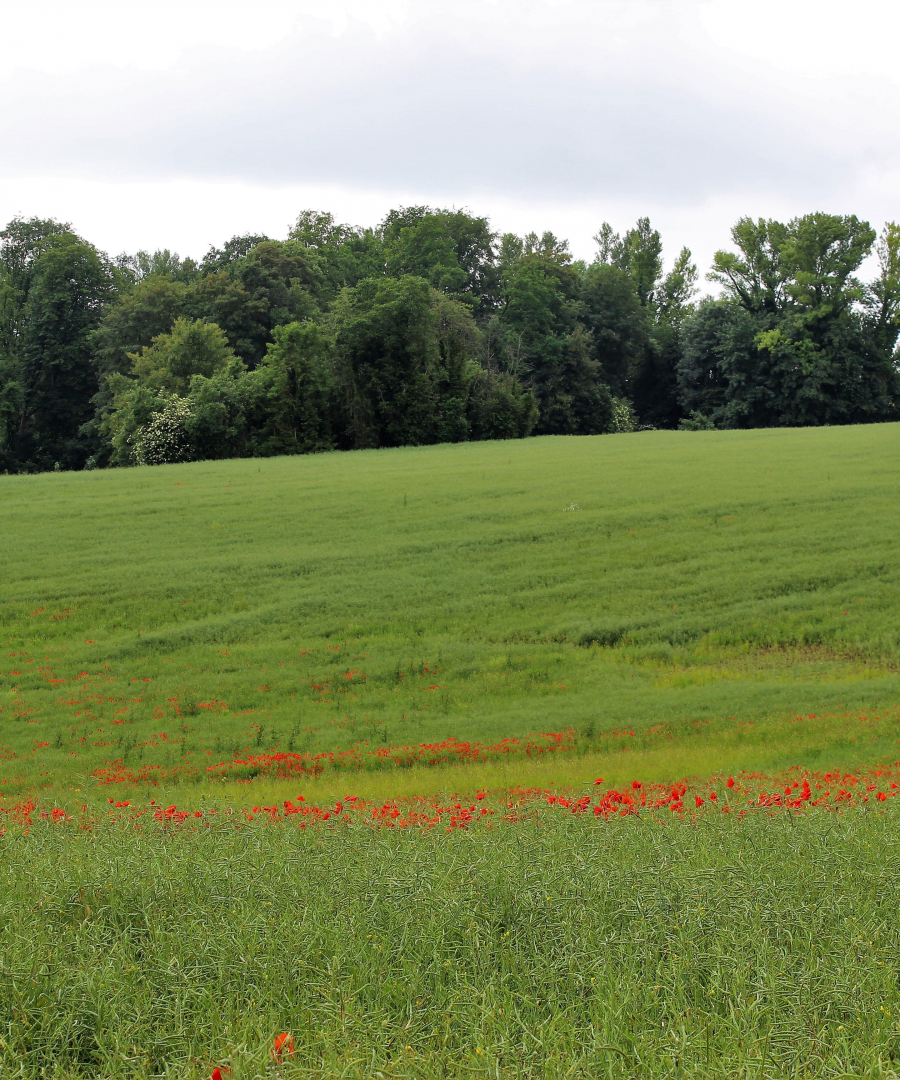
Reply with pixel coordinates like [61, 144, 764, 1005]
[2, 424, 900, 793]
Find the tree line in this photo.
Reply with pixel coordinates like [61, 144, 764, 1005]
[1, 207, 898, 472]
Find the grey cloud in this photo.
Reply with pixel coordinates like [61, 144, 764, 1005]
[0, 10, 892, 207]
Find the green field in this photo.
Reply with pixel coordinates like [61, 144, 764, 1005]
[2, 424, 900, 796]
[4, 427, 900, 1079]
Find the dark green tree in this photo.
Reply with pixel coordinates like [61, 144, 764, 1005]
[497, 235, 613, 434]
[187, 240, 322, 366]
[0, 219, 116, 469]
[330, 276, 477, 449]
[677, 300, 758, 426]
[91, 275, 189, 378]
[579, 262, 650, 398]
[1, 218, 72, 468]
[638, 247, 699, 428]
[200, 234, 270, 275]
[466, 369, 538, 440]
[0, 352, 22, 471]
[243, 320, 333, 455]
[182, 366, 251, 462]
[590, 219, 697, 427]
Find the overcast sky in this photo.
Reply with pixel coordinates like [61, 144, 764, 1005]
[2, 0, 899, 278]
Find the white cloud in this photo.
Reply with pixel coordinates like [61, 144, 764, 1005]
[2, 0, 898, 276]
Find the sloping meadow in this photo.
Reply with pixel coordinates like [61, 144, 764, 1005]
[3, 426, 900, 795]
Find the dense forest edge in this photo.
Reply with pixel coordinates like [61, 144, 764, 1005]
[1, 207, 898, 473]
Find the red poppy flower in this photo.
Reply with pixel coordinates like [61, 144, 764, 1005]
[272, 1032, 294, 1059]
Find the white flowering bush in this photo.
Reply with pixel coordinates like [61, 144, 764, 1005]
[610, 397, 636, 433]
[132, 397, 194, 465]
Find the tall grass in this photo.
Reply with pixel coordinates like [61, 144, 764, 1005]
[2, 805, 899, 1078]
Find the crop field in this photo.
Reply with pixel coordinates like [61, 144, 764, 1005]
[3, 426, 900, 1077]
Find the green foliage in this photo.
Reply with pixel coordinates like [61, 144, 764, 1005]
[132, 396, 195, 466]
[331, 275, 477, 448]
[684, 214, 900, 429]
[90, 275, 189, 378]
[247, 320, 333, 455]
[129, 317, 237, 394]
[117, 248, 200, 284]
[199, 233, 271, 275]
[6, 225, 117, 469]
[466, 368, 538, 440]
[710, 213, 875, 317]
[496, 237, 613, 435]
[678, 410, 716, 431]
[381, 205, 499, 311]
[288, 210, 384, 300]
[186, 240, 322, 366]
[4, 206, 900, 473]
[618, 216, 664, 307]
[866, 221, 900, 354]
[677, 299, 754, 422]
[579, 262, 650, 397]
[182, 365, 252, 463]
[100, 320, 239, 465]
[591, 220, 699, 428]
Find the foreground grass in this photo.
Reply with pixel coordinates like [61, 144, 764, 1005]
[2, 803, 900, 1079]
[2, 425, 900, 793]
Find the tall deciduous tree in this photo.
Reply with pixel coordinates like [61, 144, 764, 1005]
[681, 213, 897, 428]
[245, 320, 333, 455]
[187, 240, 323, 366]
[289, 210, 384, 300]
[579, 262, 650, 399]
[128, 318, 237, 394]
[381, 206, 500, 313]
[0, 218, 116, 469]
[590, 219, 697, 427]
[331, 275, 477, 449]
[496, 233, 614, 435]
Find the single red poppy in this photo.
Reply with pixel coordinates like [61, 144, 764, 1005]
[272, 1032, 294, 1059]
